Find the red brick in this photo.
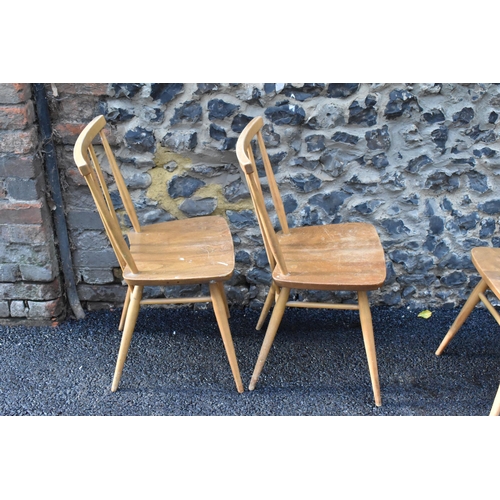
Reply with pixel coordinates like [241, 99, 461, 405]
[0, 84, 32, 104]
[0, 154, 43, 178]
[54, 83, 109, 96]
[53, 122, 86, 144]
[54, 122, 116, 145]
[55, 95, 100, 122]
[0, 102, 35, 130]
[0, 200, 44, 224]
[0, 128, 38, 154]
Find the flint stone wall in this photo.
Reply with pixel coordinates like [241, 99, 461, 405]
[22, 83, 500, 314]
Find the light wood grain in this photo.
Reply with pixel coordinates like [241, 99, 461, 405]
[74, 115, 243, 393]
[236, 116, 386, 406]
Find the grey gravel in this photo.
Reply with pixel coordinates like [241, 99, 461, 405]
[0, 305, 498, 416]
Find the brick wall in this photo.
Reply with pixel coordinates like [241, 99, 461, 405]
[0, 83, 64, 323]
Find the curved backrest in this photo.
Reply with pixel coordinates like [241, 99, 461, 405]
[73, 115, 139, 274]
[236, 116, 289, 275]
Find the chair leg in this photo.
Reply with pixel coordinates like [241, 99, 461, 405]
[435, 279, 488, 356]
[358, 291, 382, 407]
[111, 285, 143, 392]
[209, 282, 244, 393]
[249, 287, 290, 391]
[216, 280, 230, 319]
[489, 383, 500, 416]
[256, 282, 279, 331]
[118, 285, 132, 331]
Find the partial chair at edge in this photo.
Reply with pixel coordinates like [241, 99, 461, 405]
[236, 116, 387, 406]
[73, 115, 243, 393]
[435, 246, 500, 415]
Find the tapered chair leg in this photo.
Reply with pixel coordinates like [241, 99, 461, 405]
[358, 291, 381, 407]
[489, 383, 500, 416]
[111, 285, 143, 392]
[256, 282, 279, 331]
[436, 279, 488, 356]
[209, 282, 244, 393]
[118, 285, 132, 331]
[249, 286, 290, 391]
[216, 280, 230, 319]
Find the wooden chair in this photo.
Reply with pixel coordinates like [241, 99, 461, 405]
[235, 116, 387, 406]
[435, 247, 500, 415]
[73, 115, 243, 393]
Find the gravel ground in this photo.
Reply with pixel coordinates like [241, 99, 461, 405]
[0, 304, 499, 416]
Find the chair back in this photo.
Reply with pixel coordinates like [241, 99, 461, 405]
[73, 115, 139, 274]
[236, 116, 289, 275]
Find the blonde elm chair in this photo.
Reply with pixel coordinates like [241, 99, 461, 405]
[235, 116, 386, 406]
[73, 115, 243, 393]
[435, 246, 500, 415]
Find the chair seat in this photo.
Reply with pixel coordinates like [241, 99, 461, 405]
[472, 247, 500, 297]
[123, 216, 234, 285]
[273, 222, 386, 291]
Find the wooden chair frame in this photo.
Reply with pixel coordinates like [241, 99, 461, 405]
[236, 116, 386, 406]
[74, 115, 243, 393]
[435, 247, 500, 415]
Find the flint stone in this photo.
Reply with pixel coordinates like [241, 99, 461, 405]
[231, 114, 254, 133]
[305, 134, 326, 152]
[429, 215, 444, 235]
[221, 138, 237, 150]
[281, 194, 298, 214]
[466, 125, 497, 143]
[235, 250, 251, 264]
[210, 123, 226, 141]
[326, 84, 359, 98]
[265, 103, 306, 126]
[467, 171, 488, 193]
[283, 84, 324, 101]
[111, 83, 143, 98]
[365, 126, 390, 150]
[306, 103, 344, 129]
[380, 219, 411, 236]
[478, 199, 500, 214]
[406, 154, 433, 173]
[348, 98, 377, 126]
[262, 124, 280, 147]
[196, 84, 218, 94]
[223, 178, 250, 203]
[473, 147, 496, 158]
[179, 197, 216, 216]
[453, 107, 474, 124]
[425, 172, 460, 192]
[254, 249, 269, 268]
[354, 200, 383, 214]
[246, 267, 272, 285]
[161, 131, 197, 151]
[207, 99, 239, 120]
[423, 109, 445, 123]
[125, 172, 152, 189]
[457, 212, 480, 231]
[226, 210, 257, 229]
[124, 127, 155, 153]
[489, 111, 498, 124]
[150, 83, 184, 104]
[168, 175, 205, 199]
[332, 131, 359, 145]
[441, 271, 468, 287]
[170, 101, 202, 125]
[289, 173, 322, 193]
[290, 157, 319, 171]
[367, 153, 389, 169]
[105, 107, 135, 123]
[431, 126, 448, 150]
[480, 218, 496, 238]
[308, 191, 351, 215]
[384, 89, 421, 118]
